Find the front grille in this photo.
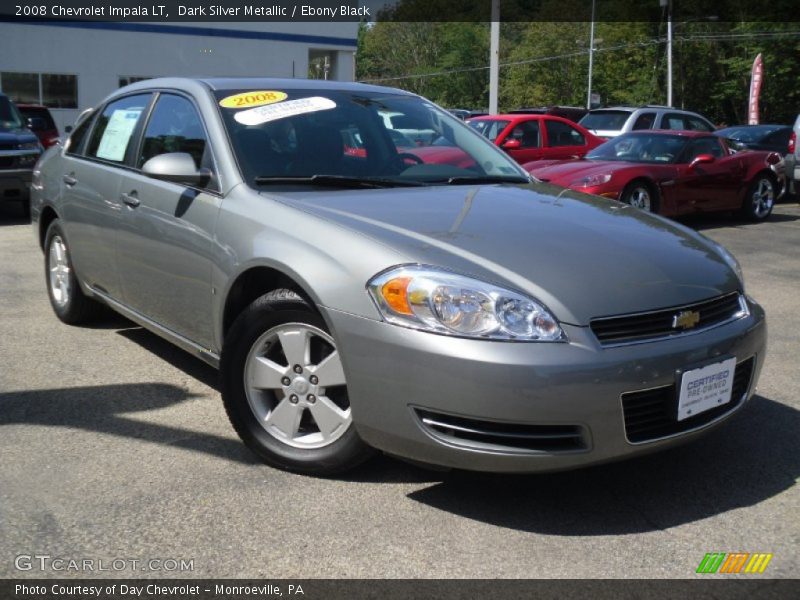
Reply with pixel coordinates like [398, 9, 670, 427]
[622, 356, 755, 443]
[0, 142, 15, 151]
[414, 408, 586, 453]
[0, 156, 15, 169]
[591, 293, 745, 345]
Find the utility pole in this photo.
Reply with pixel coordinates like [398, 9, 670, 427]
[661, 0, 673, 107]
[489, 0, 500, 114]
[587, 0, 596, 109]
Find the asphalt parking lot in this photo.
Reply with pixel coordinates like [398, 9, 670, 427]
[1, 201, 798, 579]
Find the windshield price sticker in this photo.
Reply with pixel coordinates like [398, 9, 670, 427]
[234, 97, 337, 126]
[219, 91, 288, 109]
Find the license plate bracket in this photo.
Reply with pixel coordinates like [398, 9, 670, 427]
[676, 357, 737, 421]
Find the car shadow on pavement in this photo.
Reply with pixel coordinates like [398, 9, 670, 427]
[0, 382, 259, 466]
[406, 395, 799, 534]
[681, 210, 799, 231]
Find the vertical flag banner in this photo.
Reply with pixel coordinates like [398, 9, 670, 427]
[748, 53, 764, 125]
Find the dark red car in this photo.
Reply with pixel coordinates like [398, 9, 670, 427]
[467, 114, 604, 165]
[525, 131, 782, 221]
[17, 104, 60, 149]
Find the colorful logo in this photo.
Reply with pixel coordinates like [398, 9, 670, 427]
[696, 553, 773, 574]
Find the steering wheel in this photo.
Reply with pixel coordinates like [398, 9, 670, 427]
[397, 152, 424, 165]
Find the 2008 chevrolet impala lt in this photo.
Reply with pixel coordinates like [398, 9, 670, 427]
[30, 78, 766, 474]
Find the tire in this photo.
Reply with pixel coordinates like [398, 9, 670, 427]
[621, 181, 659, 213]
[740, 173, 775, 222]
[221, 289, 374, 475]
[44, 219, 103, 324]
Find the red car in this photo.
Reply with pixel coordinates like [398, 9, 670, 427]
[467, 114, 604, 164]
[17, 104, 60, 149]
[525, 130, 782, 221]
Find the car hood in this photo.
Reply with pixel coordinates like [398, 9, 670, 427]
[0, 128, 38, 145]
[528, 159, 645, 184]
[269, 184, 740, 326]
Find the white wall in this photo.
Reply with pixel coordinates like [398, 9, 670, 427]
[0, 21, 357, 132]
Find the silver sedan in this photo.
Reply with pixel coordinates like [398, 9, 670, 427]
[31, 78, 766, 474]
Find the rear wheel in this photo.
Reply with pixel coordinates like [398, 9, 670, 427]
[44, 220, 103, 324]
[622, 181, 659, 213]
[221, 289, 374, 475]
[741, 174, 775, 221]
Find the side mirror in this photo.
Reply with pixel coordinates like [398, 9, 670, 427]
[141, 152, 210, 186]
[689, 153, 715, 169]
[502, 138, 521, 150]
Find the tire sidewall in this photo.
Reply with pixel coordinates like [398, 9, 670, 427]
[744, 175, 775, 221]
[220, 293, 370, 474]
[623, 181, 659, 214]
[44, 220, 82, 322]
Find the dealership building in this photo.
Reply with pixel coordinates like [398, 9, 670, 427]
[0, 20, 358, 132]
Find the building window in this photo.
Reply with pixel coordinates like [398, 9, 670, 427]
[119, 76, 151, 88]
[308, 50, 335, 80]
[0, 72, 78, 108]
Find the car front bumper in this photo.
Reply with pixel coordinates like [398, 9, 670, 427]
[0, 167, 33, 202]
[324, 298, 766, 473]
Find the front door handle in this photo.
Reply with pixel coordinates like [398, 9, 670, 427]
[121, 191, 140, 208]
[62, 174, 77, 186]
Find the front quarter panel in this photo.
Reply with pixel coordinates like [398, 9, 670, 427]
[211, 187, 411, 351]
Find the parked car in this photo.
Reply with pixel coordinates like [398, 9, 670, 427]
[17, 104, 60, 149]
[714, 124, 792, 153]
[32, 78, 765, 475]
[0, 93, 43, 218]
[578, 106, 715, 139]
[786, 114, 800, 197]
[508, 106, 588, 123]
[525, 130, 781, 221]
[468, 114, 604, 164]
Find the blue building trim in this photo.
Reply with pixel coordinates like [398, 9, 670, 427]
[1, 19, 358, 48]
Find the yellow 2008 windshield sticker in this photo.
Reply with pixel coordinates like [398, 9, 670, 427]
[219, 91, 288, 109]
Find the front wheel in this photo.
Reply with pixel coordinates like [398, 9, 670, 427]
[621, 181, 659, 213]
[220, 289, 374, 475]
[741, 174, 775, 221]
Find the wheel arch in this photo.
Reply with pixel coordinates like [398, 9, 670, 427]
[220, 264, 323, 345]
[38, 205, 60, 250]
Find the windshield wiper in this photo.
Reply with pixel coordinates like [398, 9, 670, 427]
[439, 175, 531, 185]
[253, 175, 424, 188]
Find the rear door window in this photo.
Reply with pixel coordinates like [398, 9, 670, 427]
[632, 112, 656, 130]
[545, 120, 585, 146]
[86, 94, 151, 164]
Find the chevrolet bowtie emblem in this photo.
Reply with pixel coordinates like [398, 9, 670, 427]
[673, 310, 701, 330]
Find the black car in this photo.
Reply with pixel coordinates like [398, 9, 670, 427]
[0, 93, 42, 218]
[715, 124, 792, 153]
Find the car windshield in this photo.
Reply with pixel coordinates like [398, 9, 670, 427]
[215, 89, 529, 187]
[0, 96, 24, 129]
[579, 110, 630, 131]
[586, 133, 687, 163]
[468, 119, 511, 142]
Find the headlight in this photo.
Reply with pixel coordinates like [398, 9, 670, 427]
[571, 173, 612, 188]
[367, 266, 565, 341]
[711, 240, 745, 290]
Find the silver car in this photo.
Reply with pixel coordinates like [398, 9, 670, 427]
[31, 78, 766, 475]
[579, 105, 715, 139]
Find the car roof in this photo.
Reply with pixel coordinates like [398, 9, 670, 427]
[625, 129, 711, 138]
[111, 77, 416, 101]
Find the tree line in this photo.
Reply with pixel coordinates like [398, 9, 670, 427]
[356, 20, 800, 125]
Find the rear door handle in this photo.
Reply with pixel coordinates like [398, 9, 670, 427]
[62, 174, 77, 186]
[121, 191, 140, 208]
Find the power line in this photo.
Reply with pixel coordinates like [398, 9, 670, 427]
[359, 30, 800, 84]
